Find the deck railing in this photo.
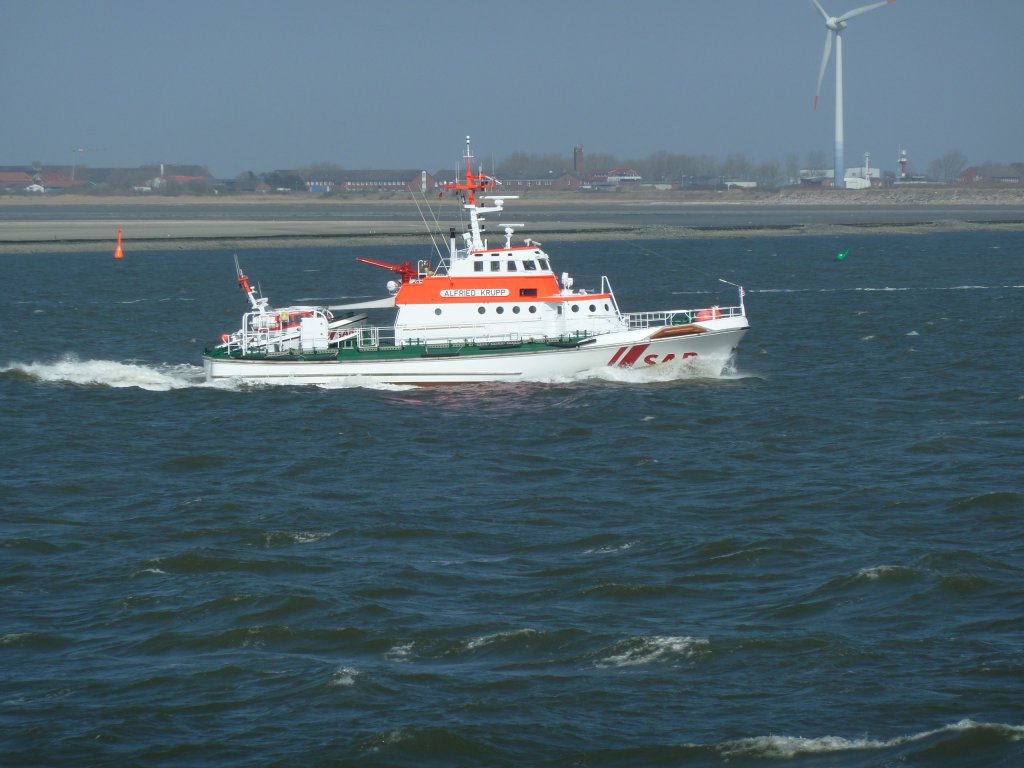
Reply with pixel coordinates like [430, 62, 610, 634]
[622, 304, 744, 329]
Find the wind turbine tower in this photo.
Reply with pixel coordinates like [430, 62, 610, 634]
[811, 0, 895, 189]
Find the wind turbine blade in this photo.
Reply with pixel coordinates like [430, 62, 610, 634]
[814, 29, 833, 110]
[838, 0, 893, 23]
[810, 0, 830, 21]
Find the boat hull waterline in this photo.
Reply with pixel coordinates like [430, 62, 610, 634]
[203, 322, 747, 385]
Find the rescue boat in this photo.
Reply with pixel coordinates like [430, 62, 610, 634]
[202, 137, 749, 385]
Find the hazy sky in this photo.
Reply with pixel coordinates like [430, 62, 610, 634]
[2, 0, 1021, 177]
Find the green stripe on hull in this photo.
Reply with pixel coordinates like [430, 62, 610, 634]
[202, 336, 595, 363]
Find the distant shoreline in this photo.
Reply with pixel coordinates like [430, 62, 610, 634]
[2, 187, 1022, 253]
[3, 185, 1024, 206]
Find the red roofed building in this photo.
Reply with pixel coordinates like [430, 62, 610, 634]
[35, 172, 87, 190]
[0, 171, 33, 189]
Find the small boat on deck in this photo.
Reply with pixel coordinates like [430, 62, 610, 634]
[202, 137, 749, 385]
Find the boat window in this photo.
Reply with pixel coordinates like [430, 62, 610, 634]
[507, 261, 517, 272]
[539, 259, 549, 270]
[512, 306, 521, 314]
[496, 306, 504, 314]
[490, 261, 501, 272]
[474, 261, 484, 272]
[519, 288, 537, 297]
[557, 306, 563, 315]
[524, 260, 537, 271]
[604, 303, 609, 311]
[589, 304, 596, 312]
[571, 304, 580, 312]
[529, 306, 537, 313]
[478, 306, 486, 314]
[435, 308, 442, 316]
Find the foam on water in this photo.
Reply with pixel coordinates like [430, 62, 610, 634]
[854, 564, 917, 581]
[463, 628, 540, 652]
[314, 377, 416, 392]
[719, 719, 1024, 759]
[538, 354, 746, 385]
[385, 642, 415, 662]
[327, 666, 360, 687]
[1, 357, 420, 392]
[598, 635, 710, 667]
[2, 357, 205, 391]
[583, 541, 636, 555]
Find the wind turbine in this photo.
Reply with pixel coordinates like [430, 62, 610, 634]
[812, 0, 894, 189]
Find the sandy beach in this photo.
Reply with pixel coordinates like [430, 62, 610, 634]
[1, 186, 1022, 252]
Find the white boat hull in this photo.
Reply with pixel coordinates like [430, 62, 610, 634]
[203, 322, 747, 385]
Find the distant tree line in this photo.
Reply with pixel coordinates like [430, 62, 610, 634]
[495, 148, 1021, 188]
[17, 149, 1021, 196]
[494, 150, 789, 189]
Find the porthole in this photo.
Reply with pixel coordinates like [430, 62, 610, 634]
[604, 303, 609, 311]
[434, 308, 442, 316]
[496, 306, 504, 314]
[571, 304, 580, 313]
[512, 306, 521, 314]
[589, 304, 596, 312]
[529, 306, 537, 313]
[478, 306, 486, 314]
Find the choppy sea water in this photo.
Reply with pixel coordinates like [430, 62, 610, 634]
[2, 232, 1022, 767]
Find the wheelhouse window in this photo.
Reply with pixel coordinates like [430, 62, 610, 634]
[490, 261, 501, 272]
[524, 260, 537, 271]
[474, 261, 484, 272]
[507, 261, 517, 272]
[539, 259, 550, 270]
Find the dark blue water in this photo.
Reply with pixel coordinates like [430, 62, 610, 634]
[2, 232, 1023, 766]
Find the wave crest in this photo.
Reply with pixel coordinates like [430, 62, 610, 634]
[720, 719, 1024, 760]
[2, 356, 203, 391]
[598, 635, 710, 668]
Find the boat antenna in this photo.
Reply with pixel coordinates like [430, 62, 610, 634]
[443, 135, 496, 207]
[409, 187, 446, 262]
